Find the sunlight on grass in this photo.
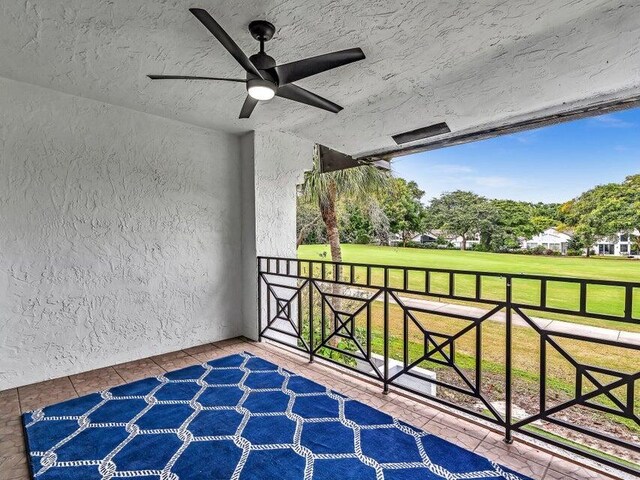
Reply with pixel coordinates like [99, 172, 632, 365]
[511, 278, 540, 306]
[586, 284, 626, 317]
[545, 280, 580, 311]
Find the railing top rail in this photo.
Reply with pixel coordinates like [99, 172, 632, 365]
[257, 255, 640, 288]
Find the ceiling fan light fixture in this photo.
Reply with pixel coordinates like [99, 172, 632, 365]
[247, 79, 276, 100]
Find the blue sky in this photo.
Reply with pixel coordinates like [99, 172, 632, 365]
[392, 108, 640, 204]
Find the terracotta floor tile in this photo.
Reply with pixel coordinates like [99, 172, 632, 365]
[0, 453, 30, 480]
[474, 434, 552, 480]
[428, 411, 494, 441]
[18, 377, 77, 412]
[151, 350, 200, 372]
[482, 432, 553, 464]
[189, 346, 230, 363]
[182, 343, 221, 357]
[544, 457, 615, 479]
[112, 357, 165, 382]
[69, 367, 124, 396]
[211, 337, 247, 347]
[422, 417, 486, 451]
[0, 386, 28, 480]
[0, 389, 20, 417]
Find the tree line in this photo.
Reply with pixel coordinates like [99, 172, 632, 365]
[298, 152, 640, 260]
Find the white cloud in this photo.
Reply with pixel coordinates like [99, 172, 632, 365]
[429, 163, 474, 174]
[589, 114, 636, 128]
[512, 131, 537, 144]
[473, 176, 517, 187]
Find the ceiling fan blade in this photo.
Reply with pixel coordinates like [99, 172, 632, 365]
[239, 95, 259, 118]
[147, 75, 246, 83]
[276, 84, 342, 113]
[274, 48, 365, 85]
[189, 8, 264, 80]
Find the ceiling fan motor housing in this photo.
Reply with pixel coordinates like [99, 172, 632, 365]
[248, 22, 278, 85]
[248, 20, 276, 42]
[249, 53, 277, 72]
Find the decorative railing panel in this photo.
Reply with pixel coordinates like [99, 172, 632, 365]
[257, 256, 640, 475]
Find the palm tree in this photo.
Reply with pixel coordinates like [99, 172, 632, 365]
[300, 147, 390, 351]
[300, 146, 390, 262]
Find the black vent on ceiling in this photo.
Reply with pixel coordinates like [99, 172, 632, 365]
[392, 122, 451, 145]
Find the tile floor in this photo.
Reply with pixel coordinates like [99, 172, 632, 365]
[0, 337, 628, 480]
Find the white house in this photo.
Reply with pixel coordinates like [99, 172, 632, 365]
[450, 234, 481, 250]
[409, 230, 480, 249]
[594, 230, 639, 256]
[410, 231, 438, 244]
[521, 228, 572, 254]
[522, 228, 639, 256]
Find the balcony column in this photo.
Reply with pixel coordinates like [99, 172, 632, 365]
[240, 131, 314, 340]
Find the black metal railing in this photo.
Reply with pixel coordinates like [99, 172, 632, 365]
[257, 256, 640, 475]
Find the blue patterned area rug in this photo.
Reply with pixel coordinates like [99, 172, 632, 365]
[23, 352, 531, 479]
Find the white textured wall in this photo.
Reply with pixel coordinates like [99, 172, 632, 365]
[0, 77, 243, 390]
[253, 131, 313, 258]
[240, 131, 313, 340]
[240, 133, 258, 341]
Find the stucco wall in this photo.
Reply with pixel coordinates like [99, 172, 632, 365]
[253, 131, 313, 258]
[0, 77, 243, 390]
[240, 131, 313, 340]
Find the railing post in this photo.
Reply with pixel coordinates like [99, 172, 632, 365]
[257, 258, 262, 342]
[504, 275, 513, 444]
[309, 279, 314, 363]
[624, 284, 633, 321]
[383, 267, 390, 395]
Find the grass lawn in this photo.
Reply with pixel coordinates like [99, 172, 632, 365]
[298, 244, 640, 281]
[298, 244, 640, 330]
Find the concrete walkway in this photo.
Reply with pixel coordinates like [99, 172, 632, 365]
[390, 295, 640, 346]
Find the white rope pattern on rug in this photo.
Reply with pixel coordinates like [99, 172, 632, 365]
[24, 352, 525, 480]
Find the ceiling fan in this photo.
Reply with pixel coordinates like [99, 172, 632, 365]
[148, 8, 365, 119]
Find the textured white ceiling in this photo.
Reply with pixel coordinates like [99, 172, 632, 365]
[2, 1, 639, 156]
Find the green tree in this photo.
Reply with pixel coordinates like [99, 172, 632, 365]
[300, 148, 390, 261]
[483, 200, 560, 252]
[608, 175, 640, 232]
[296, 195, 324, 247]
[569, 224, 597, 257]
[427, 191, 492, 250]
[562, 176, 640, 257]
[383, 178, 427, 246]
[340, 204, 373, 244]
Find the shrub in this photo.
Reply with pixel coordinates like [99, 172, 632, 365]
[403, 241, 458, 250]
[509, 247, 563, 256]
[354, 232, 371, 244]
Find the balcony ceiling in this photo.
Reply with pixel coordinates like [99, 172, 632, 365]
[1, 1, 638, 157]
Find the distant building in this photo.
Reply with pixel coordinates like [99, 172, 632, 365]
[409, 230, 480, 249]
[593, 231, 639, 256]
[521, 228, 639, 256]
[403, 227, 638, 256]
[521, 228, 571, 254]
[411, 231, 438, 244]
